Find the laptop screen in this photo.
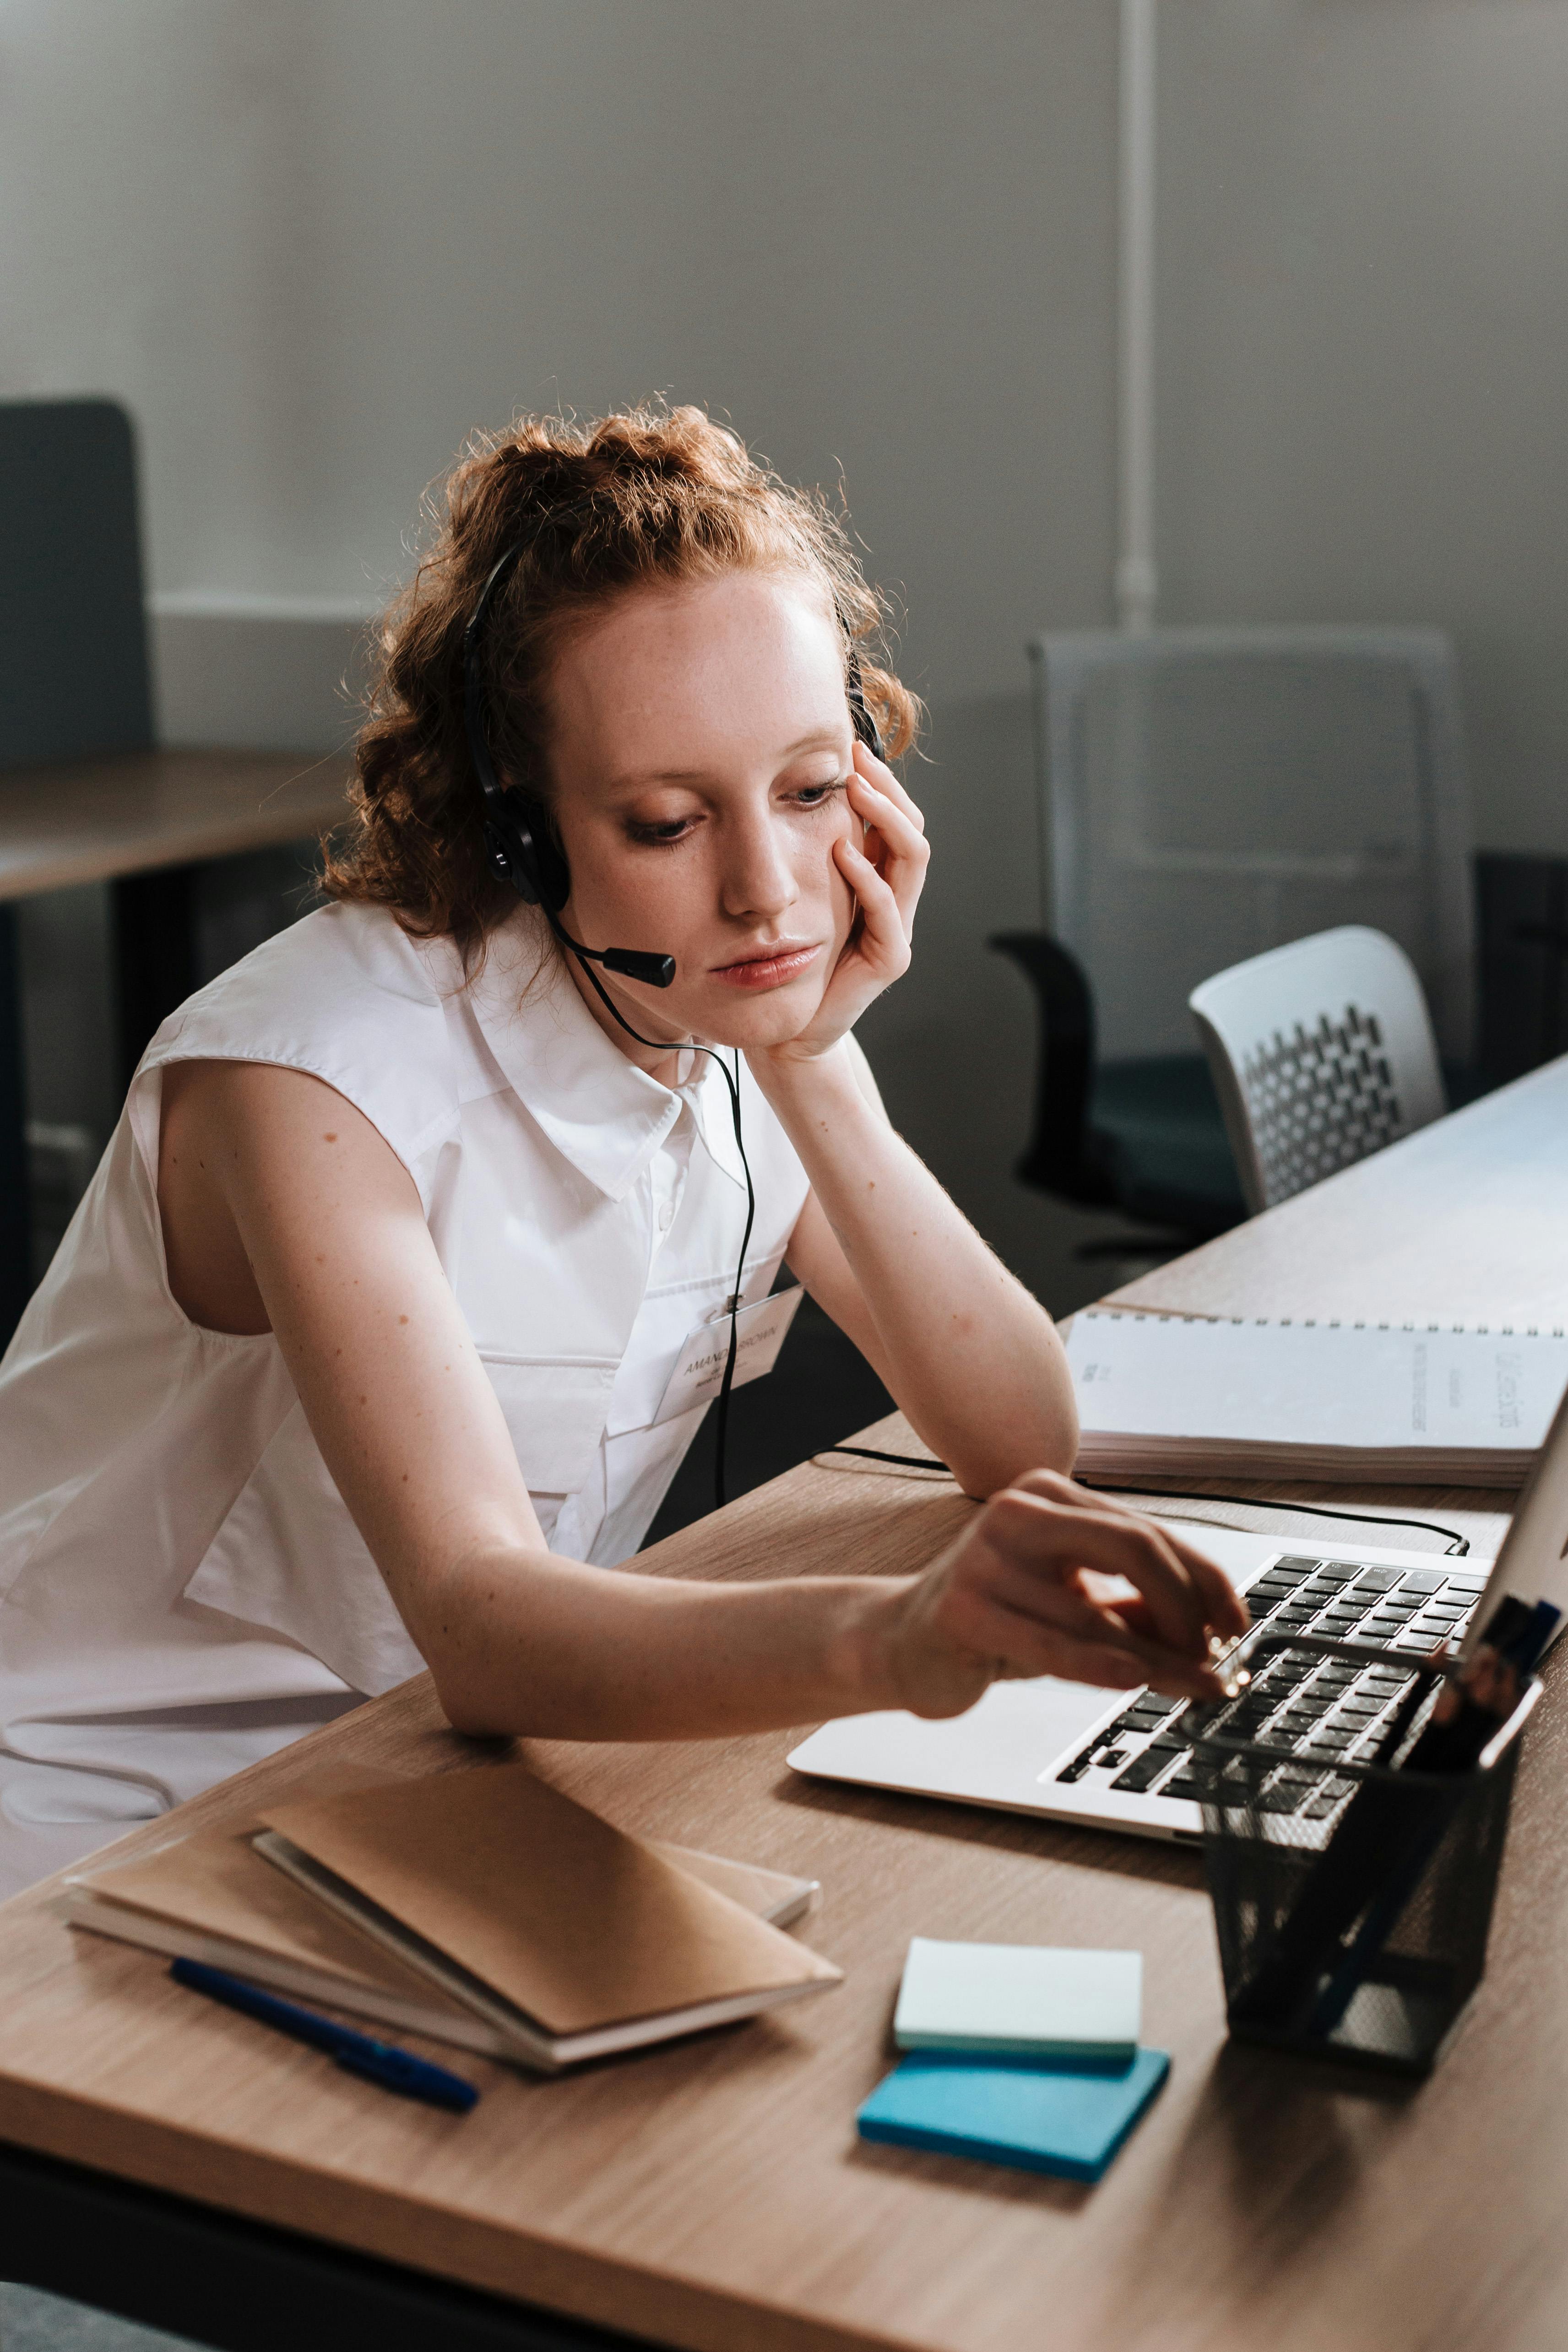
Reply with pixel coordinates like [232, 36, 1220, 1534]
[1461, 1378, 1568, 1663]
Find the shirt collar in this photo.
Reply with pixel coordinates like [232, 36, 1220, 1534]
[458, 911, 748, 1201]
[683, 1053, 749, 1192]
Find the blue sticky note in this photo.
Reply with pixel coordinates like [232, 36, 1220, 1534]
[856, 2049, 1170, 2182]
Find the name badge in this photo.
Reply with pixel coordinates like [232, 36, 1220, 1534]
[653, 1285, 807, 1426]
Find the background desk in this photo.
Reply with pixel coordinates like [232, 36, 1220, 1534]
[0, 747, 351, 1333]
[0, 1061, 1564, 2352]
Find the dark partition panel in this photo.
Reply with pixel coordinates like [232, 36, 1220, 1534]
[0, 397, 155, 1336]
[1475, 852, 1568, 1088]
[0, 397, 153, 769]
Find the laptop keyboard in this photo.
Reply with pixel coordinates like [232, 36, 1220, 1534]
[1050, 1555, 1487, 1813]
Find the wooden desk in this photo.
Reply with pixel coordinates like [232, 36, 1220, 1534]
[0, 748, 352, 901]
[1108, 1049, 1568, 1331]
[0, 748, 352, 1332]
[0, 1063, 1563, 2352]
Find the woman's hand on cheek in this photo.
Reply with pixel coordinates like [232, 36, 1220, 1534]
[759, 743, 930, 1065]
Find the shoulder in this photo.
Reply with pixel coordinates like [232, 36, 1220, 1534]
[141, 903, 462, 1196]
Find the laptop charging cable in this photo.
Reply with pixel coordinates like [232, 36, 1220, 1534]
[820, 1449, 1472, 1557]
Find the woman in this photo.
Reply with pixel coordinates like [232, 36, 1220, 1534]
[0, 406, 1244, 1897]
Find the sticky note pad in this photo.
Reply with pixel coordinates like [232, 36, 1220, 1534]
[893, 1938, 1142, 2060]
[857, 2049, 1169, 2182]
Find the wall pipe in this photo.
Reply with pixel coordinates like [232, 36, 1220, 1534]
[1116, 0, 1158, 633]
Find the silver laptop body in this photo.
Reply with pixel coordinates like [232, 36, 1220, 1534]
[788, 1390, 1568, 1844]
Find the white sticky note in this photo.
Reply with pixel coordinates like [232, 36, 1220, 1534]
[893, 1939, 1142, 2061]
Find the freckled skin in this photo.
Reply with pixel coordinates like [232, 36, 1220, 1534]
[136, 575, 1237, 1743]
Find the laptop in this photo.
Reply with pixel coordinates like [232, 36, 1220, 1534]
[787, 1386, 1568, 1845]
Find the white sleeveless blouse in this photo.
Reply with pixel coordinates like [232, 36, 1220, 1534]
[0, 901, 814, 1895]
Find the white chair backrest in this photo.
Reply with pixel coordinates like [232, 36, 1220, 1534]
[1028, 626, 1474, 1064]
[1188, 926, 1446, 1214]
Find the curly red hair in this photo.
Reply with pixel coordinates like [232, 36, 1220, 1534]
[323, 403, 922, 965]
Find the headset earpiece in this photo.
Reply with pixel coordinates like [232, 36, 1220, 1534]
[464, 533, 675, 987]
[483, 793, 571, 912]
[845, 646, 886, 764]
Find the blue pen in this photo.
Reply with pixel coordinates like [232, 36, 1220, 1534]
[170, 1958, 480, 2114]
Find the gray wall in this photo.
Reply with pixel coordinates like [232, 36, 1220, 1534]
[1159, 2, 1568, 856]
[4, 1, 1567, 1310]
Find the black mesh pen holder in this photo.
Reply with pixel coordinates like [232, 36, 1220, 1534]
[1181, 1628, 1541, 2077]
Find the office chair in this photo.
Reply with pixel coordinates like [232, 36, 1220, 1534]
[993, 626, 1475, 1246]
[1188, 926, 1446, 1214]
[990, 929, 1244, 1241]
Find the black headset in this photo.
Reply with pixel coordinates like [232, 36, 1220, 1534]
[461, 527, 885, 1510]
[461, 534, 885, 992]
[461, 539, 676, 990]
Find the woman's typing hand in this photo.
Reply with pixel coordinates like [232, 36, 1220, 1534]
[873, 1472, 1253, 1718]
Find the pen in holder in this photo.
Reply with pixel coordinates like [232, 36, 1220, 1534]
[1182, 1627, 1541, 2077]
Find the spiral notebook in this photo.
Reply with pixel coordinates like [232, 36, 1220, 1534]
[1067, 1309, 1568, 1487]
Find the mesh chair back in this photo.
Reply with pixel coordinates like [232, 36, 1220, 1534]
[1029, 628, 1473, 1064]
[1188, 926, 1446, 1214]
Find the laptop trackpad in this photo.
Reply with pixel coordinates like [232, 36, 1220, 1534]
[787, 1677, 1116, 1809]
[786, 1528, 1276, 1811]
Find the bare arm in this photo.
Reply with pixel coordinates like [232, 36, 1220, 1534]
[157, 1060, 1243, 1742]
[778, 1067, 1074, 1499]
[759, 743, 1075, 1498]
